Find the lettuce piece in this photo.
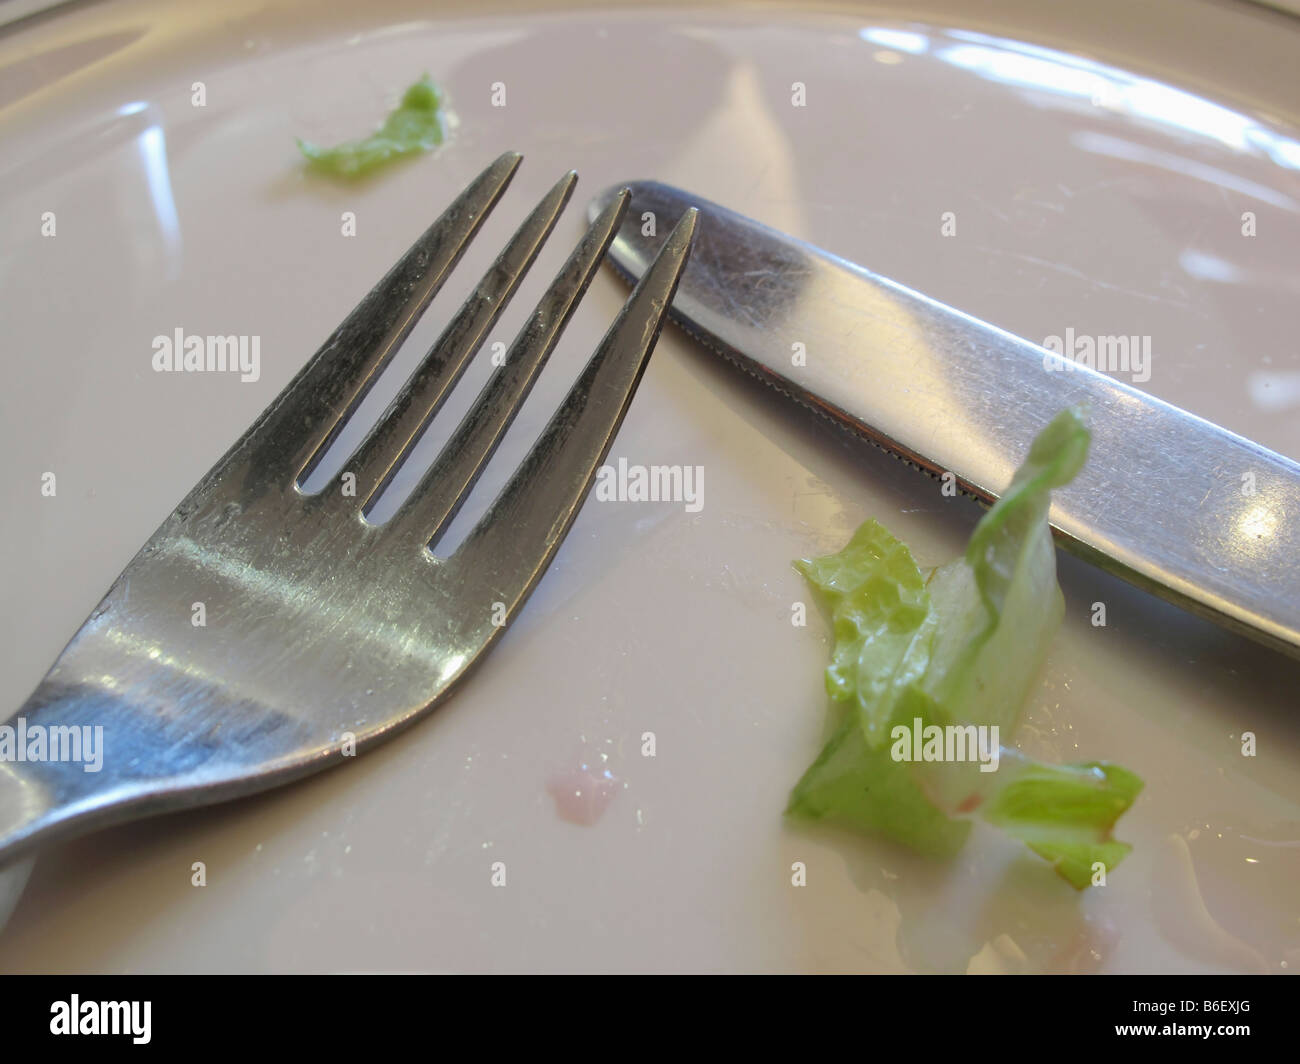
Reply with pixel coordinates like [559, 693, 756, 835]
[298, 75, 445, 179]
[981, 758, 1143, 888]
[787, 707, 971, 857]
[793, 519, 935, 745]
[786, 406, 1142, 888]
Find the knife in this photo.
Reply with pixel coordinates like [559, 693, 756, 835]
[588, 182, 1300, 659]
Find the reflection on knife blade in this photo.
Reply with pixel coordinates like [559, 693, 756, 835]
[589, 182, 1300, 659]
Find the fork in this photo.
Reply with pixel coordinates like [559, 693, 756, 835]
[0, 151, 698, 866]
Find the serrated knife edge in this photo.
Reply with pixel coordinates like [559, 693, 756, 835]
[590, 181, 1300, 659]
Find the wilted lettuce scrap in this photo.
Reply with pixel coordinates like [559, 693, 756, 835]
[297, 75, 445, 179]
[786, 406, 1142, 889]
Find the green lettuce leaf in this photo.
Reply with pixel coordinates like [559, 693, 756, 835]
[786, 406, 1142, 889]
[786, 705, 971, 858]
[298, 75, 445, 179]
[793, 519, 935, 745]
[981, 757, 1143, 888]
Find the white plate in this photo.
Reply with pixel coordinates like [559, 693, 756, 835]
[1, 0, 1298, 973]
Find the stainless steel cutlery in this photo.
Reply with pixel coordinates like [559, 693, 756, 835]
[0, 154, 697, 865]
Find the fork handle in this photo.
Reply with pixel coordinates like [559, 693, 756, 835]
[1, 671, 323, 867]
[0, 758, 51, 868]
[0, 681, 138, 867]
[0, 764, 48, 868]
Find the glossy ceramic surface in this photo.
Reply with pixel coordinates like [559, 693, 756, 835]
[0, 0, 1297, 972]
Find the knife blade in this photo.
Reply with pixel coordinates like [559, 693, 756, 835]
[588, 182, 1300, 659]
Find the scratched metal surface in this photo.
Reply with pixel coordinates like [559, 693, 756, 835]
[593, 181, 1300, 655]
[0, 155, 695, 869]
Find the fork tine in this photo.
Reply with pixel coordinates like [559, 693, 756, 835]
[239, 151, 522, 486]
[382, 188, 632, 550]
[448, 207, 698, 610]
[328, 169, 578, 510]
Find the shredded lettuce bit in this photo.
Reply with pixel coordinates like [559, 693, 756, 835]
[297, 75, 445, 179]
[785, 406, 1141, 889]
